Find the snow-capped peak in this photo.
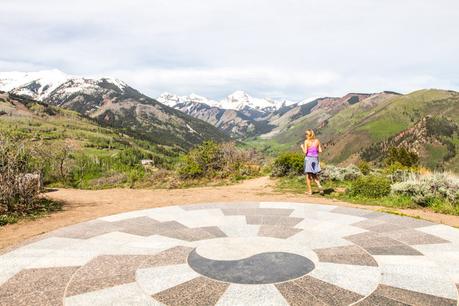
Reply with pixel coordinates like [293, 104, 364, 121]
[219, 91, 278, 111]
[99, 77, 128, 91]
[157, 92, 220, 108]
[0, 69, 73, 99]
[157, 90, 299, 112]
[0, 70, 132, 101]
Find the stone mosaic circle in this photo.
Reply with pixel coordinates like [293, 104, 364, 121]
[1, 201, 459, 306]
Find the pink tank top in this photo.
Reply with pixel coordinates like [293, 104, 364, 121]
[306, 141, 319, 157]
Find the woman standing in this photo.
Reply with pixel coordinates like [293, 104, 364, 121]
[301, 129, 324, 195]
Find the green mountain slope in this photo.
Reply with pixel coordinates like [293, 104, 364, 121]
[263, 89, 459, 171]
[0, 92, 174, 173]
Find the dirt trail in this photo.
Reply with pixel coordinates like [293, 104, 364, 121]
[1, 177, 458, 250]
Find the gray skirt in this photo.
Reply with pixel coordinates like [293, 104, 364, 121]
[304, 156, 321, 174]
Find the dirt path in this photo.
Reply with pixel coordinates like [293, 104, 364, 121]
[1, 177, 458, 250]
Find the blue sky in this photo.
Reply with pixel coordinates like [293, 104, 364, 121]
[1, 0, 458, 100]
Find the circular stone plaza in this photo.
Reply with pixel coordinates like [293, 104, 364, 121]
[1, 202, 459, 306]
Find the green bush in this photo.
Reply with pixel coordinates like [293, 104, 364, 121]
[385, 147, 419, 167]
[357, 161, 371, 175]
[271, 152, 304, 177]
[348, 175, 391, 198]
[177, 141, 261, 179]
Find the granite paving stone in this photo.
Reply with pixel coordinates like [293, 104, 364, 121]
[136, 264, 200, 295]
[2, 201, 459, 306]
[0, 266, 79, 306]
[152, 276, 230, 306]
[49, 219, 123, 239]
[314, 245, 378, 266]
[112, 216, 160, 236]
[308, 262, 380, 295]
[65, 283, 159, 306]
[370, 284, 457, 306]
[216, 284, 289, 306]
[258, 225, 303, 239]
[222, 207, 294, 216]
[344, 232, 423, 255]
[275, 281, 324, 306]
[382, 228, 450, 245]
[354, 293, 410, 306]
[290, 275, 364, 305]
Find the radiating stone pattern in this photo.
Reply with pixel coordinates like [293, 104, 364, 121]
[0, 202, 458, 306]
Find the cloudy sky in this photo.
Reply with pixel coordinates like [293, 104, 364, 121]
[1, 0, 458, 100]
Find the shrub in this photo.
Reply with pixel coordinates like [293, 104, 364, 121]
[357, 161, 371, 175]
[391, 172, 459, 206]
[271, 152, 304, 177]
[348, 175, 391, 198]
[178, 141, 261, 179]
[321, 164, 362, 181]
[0, 134, 42, 214]
[385, 147, 419, 167]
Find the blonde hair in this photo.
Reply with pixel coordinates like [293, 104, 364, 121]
[305, 129, 316, 140]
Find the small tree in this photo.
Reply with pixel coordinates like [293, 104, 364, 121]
[0, 134, 41, 213]
[385, 147, 419, 167]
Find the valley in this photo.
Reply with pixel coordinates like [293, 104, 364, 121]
[1, 70, 459, 172]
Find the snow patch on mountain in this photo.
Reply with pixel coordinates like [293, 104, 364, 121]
[0, 69, 72, 99]
[0, 70, 129, 101]
[158, 90, 297, 113]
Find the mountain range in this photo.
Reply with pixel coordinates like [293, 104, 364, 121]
[1, 70, 458, 171]
[0, 70, 228, 150]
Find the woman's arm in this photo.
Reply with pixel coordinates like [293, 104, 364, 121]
[318, 140, 323, 153]
[301, 140, 307, 154]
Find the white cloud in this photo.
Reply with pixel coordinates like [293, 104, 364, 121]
[0, 0, 458, 99]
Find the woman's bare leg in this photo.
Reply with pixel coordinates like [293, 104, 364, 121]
[313, 175, 323, 194]
[306, 174, 312, 195]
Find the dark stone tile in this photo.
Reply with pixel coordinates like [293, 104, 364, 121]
[188, 249, 314, 284]
[112, 216, 160, 236]
[331, 206, 374, 217]
[258, 225, 302, 239]
[314, 245, 378, 266]
[0, 266, 78, 305]
[374, 284, 457, 306]
[293, 275, 364, 305]
[383, 229, 450, 245]
[66, 255, 145, 296]
[0, 290, 62, 306]
[49, 219, 122, 239]
[160, 227, 222, 241]
[66, 275, 135, 297]
[199, 226, 227, 238]
[153, 276, 229, 306]
[360, 222, 408, 233]
[275, 281, 323, 306]
[365, 213, 435, 228]
[355, 293, 409, 306]
[152, 220, 189, 234]
[180, 202, 260, 210]
[67, 246, 193, 296]
[246, 215, 264, 224]
[142, 246, 194, 268]
[222, 208, 294, 216]
[344, 232, 423, 255]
